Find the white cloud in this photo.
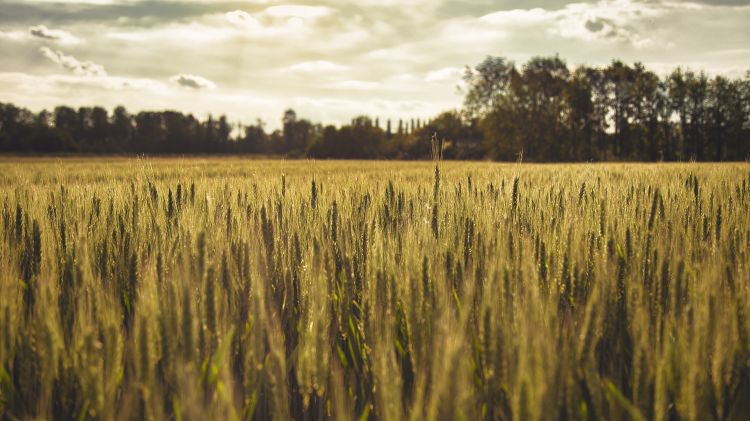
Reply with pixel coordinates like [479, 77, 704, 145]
[113, 5, 332, 45]
[40, 47, 106, 76]
[225, 10, 261, 29]
[0, 30, 26, 41]
[107, 22, 237, 43]
[479, 8, 553, 26]
[222, 5, 332, 37]
[284, 61, 349, 73]
[263, 5, 333, 20]
[169, 73, 216, 90]
[329, 80, 381, 90]
[478, 0, 668, 49]
[425, 67, 463, 83]
[387, 73, 418, 82]
[28, 25, 80, 44]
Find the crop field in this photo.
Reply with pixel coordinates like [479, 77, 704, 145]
[0, 158, 749, 420]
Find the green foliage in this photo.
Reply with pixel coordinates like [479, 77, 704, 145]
[464, 57, 750, 162]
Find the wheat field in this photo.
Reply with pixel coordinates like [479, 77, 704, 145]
[0, 158, 749, 420]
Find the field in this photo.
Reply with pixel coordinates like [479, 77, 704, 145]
[0, 158, 749, 420]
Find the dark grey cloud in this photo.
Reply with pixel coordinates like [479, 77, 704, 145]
[28, 24, 78, 42]
[585, 19, 605, 32]
[40, 46, 106, 76]
[170, 73, 215, 89]
[584, 17, 638, 44]
[29, 24, 60, 39]
[436, 0, 579, 17]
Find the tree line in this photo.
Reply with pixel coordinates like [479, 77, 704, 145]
[1, 56, 748, 161]
[464, 56, 750, 161]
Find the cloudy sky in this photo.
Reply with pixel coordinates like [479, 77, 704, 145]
[1, 0, 749, 128]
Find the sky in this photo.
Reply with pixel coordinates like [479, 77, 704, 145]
[1, 0, 749, 129]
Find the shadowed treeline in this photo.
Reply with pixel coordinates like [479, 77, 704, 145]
[1, 56, 748, 161]
[464, 57, 750, 162]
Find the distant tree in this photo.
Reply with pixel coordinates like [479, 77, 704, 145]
[205, 115, 216, 147]
[54, 106, 78, 135]
[415, 110, 483, 159]
[603, 61, 636, 159]
[282, 109, 314, 156]
[217, 116, 231, 148]
[629, 63, 661, 161]
[728, 74, 750, 159]
[565, 67, 596, 161]
[350, 116, 384, 157]
[111, 106, 133, 152]
[88, 107, 110, 151]
[134, 112, 165, 153]
[242, 119, 268, 154]
[462, 56, 519, 160]
[685, 71, 710, 160]
[462, 56, 516, 117]
[163, 111, 190, 153]
[519, 56, 570, 160]
[28, 109, 66, 153]
[308, 116, 385, 158]
[668, 68, 689, 160]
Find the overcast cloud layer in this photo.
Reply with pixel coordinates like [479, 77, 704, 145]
[1, 0, 749, 128]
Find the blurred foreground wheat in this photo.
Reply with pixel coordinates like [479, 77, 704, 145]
[0, 158, 749, 420]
